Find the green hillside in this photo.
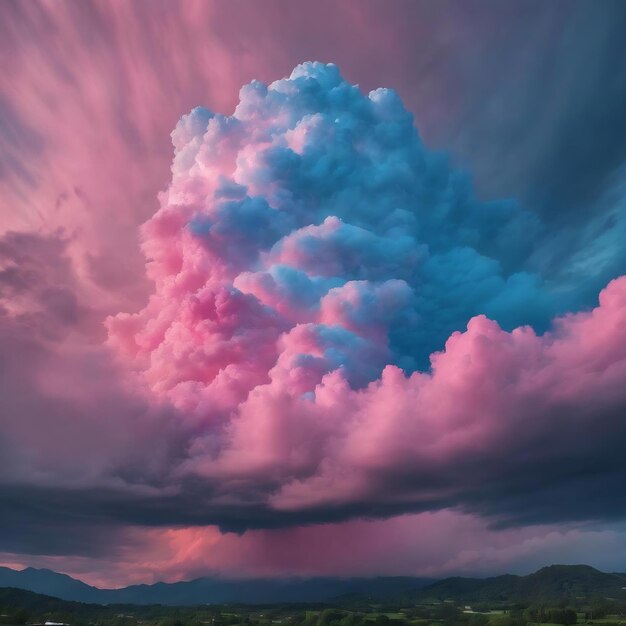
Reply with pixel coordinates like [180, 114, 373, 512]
[418, 565, 626, 603]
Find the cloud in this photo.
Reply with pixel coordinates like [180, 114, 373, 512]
[0, 231, 185, 556]
[3, 1, 626, 584]
[5, 511, 626, 588]
[101, 63, 626, 533]
[110, 62, 551, 384]
[2, 67, 626, 567]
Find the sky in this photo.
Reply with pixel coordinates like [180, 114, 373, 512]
[2, 0, 626, 588]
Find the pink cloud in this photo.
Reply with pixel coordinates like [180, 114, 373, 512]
[93, 65, 626, 535]
[3, 3, 626, 584]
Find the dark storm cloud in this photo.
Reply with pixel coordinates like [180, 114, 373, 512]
[417, 1, 626, 223]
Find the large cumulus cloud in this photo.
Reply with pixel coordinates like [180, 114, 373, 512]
[98, 63, 626, 532]
[3, 0, 626, 585]
[109, 62, 552, 396]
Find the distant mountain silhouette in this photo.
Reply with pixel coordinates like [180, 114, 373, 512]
[417, 564, 626, 603]
[0, 566, 433, 605]
[0, 567, 103, 603]
[2, 564, 626, 606]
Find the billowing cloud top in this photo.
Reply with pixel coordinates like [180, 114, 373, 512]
[96, 63, 626, 531]
[109, 62, 550, 396]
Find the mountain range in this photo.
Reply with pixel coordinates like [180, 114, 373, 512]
[416, 565, 626, 604]
[0, 567, 433, 605]
[1, 564, 626, 606]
